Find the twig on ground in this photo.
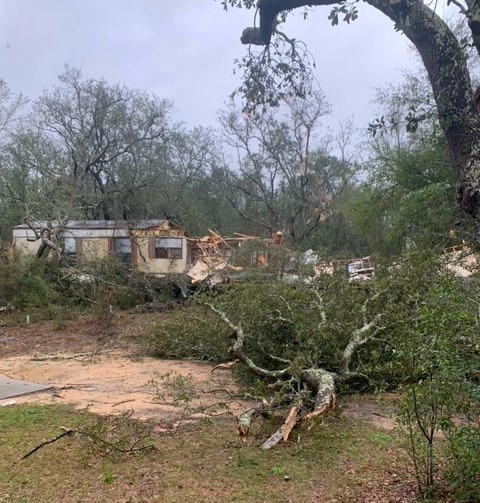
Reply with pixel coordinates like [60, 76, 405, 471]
[111, 399, 136, 407]
[20, 427, 74, 460]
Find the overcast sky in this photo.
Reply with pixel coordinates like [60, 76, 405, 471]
[0, 0, 431, 131]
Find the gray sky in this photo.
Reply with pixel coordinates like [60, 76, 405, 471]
[0, 0, 424, 130]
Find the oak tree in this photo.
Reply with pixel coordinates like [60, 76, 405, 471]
[221, 0, 480, 237]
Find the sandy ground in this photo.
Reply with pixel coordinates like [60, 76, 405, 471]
[0, 312, 249, 425]
[0, 312, 396, 429]
[0, 351, 396, 430]
[0, 351, 246, 424]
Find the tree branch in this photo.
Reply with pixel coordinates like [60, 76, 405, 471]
[205, 302, 292, 379]
[21, 428, 74, 460]
[340, 291, 387, 375]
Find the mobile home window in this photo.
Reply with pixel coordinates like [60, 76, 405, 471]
[155, 237, 182, 259]
[114, 238, 132, 266]
[62, 237, 77, 265]
[64, 237, 76, 256]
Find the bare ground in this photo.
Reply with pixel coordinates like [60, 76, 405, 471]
[0, 311, 396, 429]
[0, 312, 250, 425]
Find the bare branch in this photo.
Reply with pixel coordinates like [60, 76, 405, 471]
[340, 291, 388, 375]
[205, 302, 292, 379]
[20, 428, 74, 460]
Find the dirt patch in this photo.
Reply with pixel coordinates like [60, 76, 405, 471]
[341, 394, 397, 430]
[0, 312, 247, 424]
[0, 312, 397, 429]
[0, 351, 246, 424]
[0, 311, 158, 358]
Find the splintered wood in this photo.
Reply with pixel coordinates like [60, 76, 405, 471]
[187, 230, 255, 285]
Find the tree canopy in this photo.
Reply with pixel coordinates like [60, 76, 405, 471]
[221, 0, 480, 239]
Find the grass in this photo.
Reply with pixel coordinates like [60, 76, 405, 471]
[0, 403, 419, 503]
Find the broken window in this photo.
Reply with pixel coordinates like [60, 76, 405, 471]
[155, 237, 183, 259]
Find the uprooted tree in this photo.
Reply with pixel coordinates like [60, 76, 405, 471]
[221, 0, 480, 238]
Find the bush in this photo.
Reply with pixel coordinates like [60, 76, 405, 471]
[446, 426, 480, 501]
[392, 264, 480, 499]
[151, 302, 231, 361]
[0, 253, 185, 321]
[0, 254, 61, 311]
[59, 256, 184, 313]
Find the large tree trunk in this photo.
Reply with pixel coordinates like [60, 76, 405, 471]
[242, 0, 480, 235]
[372, 0, 480, 227]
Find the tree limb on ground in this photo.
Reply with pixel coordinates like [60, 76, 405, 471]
[20, 427, 74, 460]
[205, 290, 386, 449]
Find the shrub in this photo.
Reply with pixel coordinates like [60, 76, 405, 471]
[0, 254, 61, 311]
[0, 253, 185, 321]
[393, 268, 480, 499]
[59, 256, 184, 313]
[151, 302, 231, 361]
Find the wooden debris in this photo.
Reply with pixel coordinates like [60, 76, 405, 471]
[261, 425, 285, 450]
[282, 406, 300, 442]
[211, 360, 238, 372]
[238, 407, 260, 443]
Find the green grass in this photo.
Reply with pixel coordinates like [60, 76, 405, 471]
[0, 403, 420, 503]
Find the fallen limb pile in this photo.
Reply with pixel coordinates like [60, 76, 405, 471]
[206, 289, 386, 449]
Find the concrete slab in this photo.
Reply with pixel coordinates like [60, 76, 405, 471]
[0, 375, 53, 400]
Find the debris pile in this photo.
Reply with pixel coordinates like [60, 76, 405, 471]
[186, 231, 253, 287]
[442, 243, 477, 277]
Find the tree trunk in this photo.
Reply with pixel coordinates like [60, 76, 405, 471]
[371, 0, 480, 230]
[244, 0, 480, 236]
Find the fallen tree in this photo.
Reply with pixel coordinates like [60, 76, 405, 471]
[207, 287, 387, 449]
[149, 254, 480, 499]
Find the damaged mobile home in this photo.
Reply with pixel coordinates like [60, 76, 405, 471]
[12, 220, 255, 285]
[12, 221, 479, 288]
[13, 220, 192, 276]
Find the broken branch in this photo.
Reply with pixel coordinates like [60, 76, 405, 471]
[205, 302, 292, 380]
[21, 427, 74, 460]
